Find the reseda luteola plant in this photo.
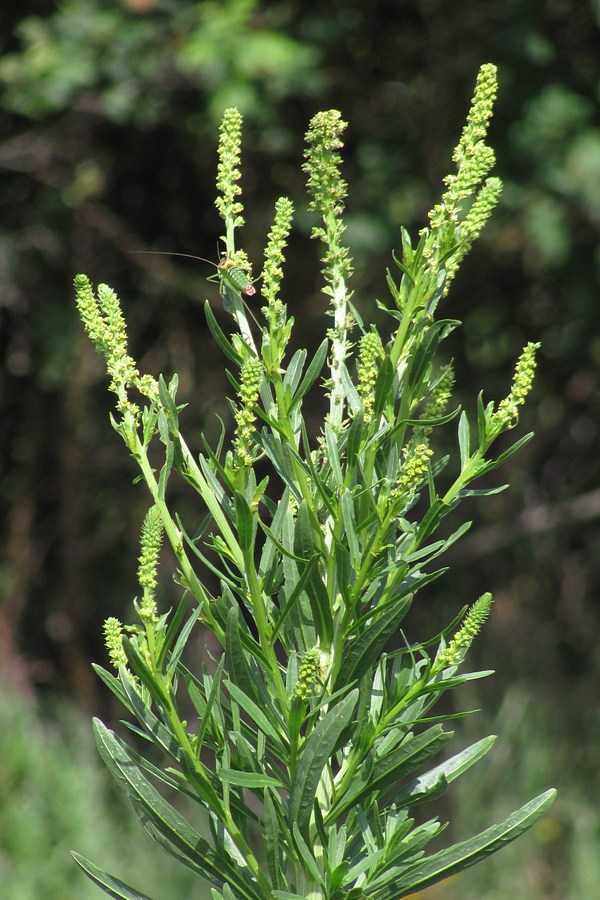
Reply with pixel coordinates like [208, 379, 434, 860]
[72, 64, 555, 899]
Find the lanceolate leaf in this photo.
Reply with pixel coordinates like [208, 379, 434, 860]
[226, 605, 262, 705]
[373, 354, 395, 416]
[225, 681, 287, 755]
[386, 789, 557, 897]
[204, 299, 242, 364]
[327, 725, 452, 822]
[391, 735, 497, 808]
[92, 721, 260, 898]
[289, 690, 358, 837]
[333, 595, 412, 692]
[291, 338, 328, 408]
[71, 853, 154, 900]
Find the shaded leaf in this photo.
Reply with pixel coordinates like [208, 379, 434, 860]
[71, 853, 153, 900]
[289, 690, 358, 836]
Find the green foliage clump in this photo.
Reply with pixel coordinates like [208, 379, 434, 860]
[72, 64, 554, 899]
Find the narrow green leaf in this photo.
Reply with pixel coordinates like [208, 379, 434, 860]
[219, 770, 284, 789]
[264, 789, 283, 889]
[119, 675, 180, 759]
[272, 893, 306, 900]
[225, 681, 287, 753]
[71, 853, 153, 900]
[457, 484, 508, 498]
[204, 299, 242, 364]
[301, 556, 334, 649]
[327, 726, 452, 822]
[226, 606, 261, 704]
[391, 789, 557, 897]
[195, 655, 225, 754]
[325, 424, 344, 487]
[291, 338, 328, 408]
[333, 596, 412, 692]
[158, 374, 180, 434]
[373, 354, 395, 416]
[270, 554, 319, 641]
[92, 664, 134, 713]
[293, 499, 316, 560]
[476, 390, 487, 448]
[392, 735, 497, 807]
[121, 639, 170, 709]
[92, 721, 257, 896]
[157, 595, 189, 669]
[458, 410, 470, 467]
[234, 491, 255, 552]
[166, 607, 202, 680]
[292, 822, 325, 885]
[341, 489, 360, 568]
[345, 411, 364, 466]
[487, 431, 535, 470]
[289, 689, 358, 836]
[283, 347, 307, 394]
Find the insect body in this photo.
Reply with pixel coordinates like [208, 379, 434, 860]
[216, 256, 256, 297]
[132, 248, 257, 311]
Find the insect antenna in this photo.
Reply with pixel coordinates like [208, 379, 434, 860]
[130, 250, 218, 268]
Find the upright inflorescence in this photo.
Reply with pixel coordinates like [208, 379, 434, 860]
[356, 329, 384, 425]
[262, 196, 294, 311]
[103, 616, 128, 671]
[233, 356, 264, 466]
[294, 648, 322, 701]
[435, 592, 493, 669]
[137, 505, 163, 623]
[425, 63, 502, 293]
[492, 341, 541, 433]
[304, 110, 354, 431]
[73, 274, 158, 423]
[215, 108, 245, 233]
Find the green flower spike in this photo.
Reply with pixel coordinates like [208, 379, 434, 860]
[295, 648, 322, 701]
[396, 443, 434, 495]
[421, 364, 455, 426]
[492, 341, 541, 433]
[137, 505, 163, 623]
[357, 329, 384, 425]
[103, 616, 128, 671]
[234, 356, 264, 466]
[426, 63, 501, 292]
[215, 107, 245, 247]
[262, 196, 294, 310]
[304, 109, 354, 431]
[435, 592, 493, 670]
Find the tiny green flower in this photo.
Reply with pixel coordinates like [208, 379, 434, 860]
[262, 196, 294, 310]
[295, 648, 322, 700]
[73, 275, 141, 414]
[215, 107, 245, 230]
[304, 109, 354, 430]
[444, 177, 503, 289]
[425, 64, 501, 290]
[419, 364, 455, 432]
[356, 330, 384, 424]
[435, 592, 493, 669]
[137, 505, 163, 623]
[491, 341, 541, 433]
[103, 616, 128, 671]
[396, 443, 434, 495]
[234, 356, 264, 466]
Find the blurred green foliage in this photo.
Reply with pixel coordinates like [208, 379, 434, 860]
[1, 1, 600, 896]
[0, 688, 199, 898]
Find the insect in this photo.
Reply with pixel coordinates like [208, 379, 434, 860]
[132, 249, 257, 310]
[214, 255, 256, 297]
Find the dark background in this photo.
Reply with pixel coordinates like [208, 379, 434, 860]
[1, 2, 599, 897]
